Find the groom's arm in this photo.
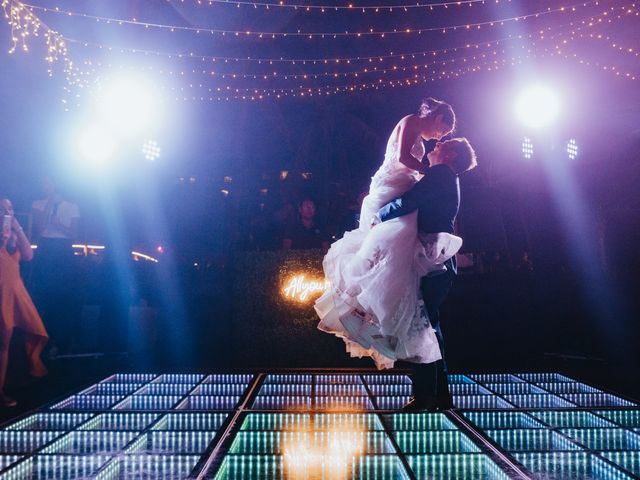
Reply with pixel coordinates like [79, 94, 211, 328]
[377, 177, 432, 223]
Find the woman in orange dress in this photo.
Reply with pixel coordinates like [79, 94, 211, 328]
[0, 198, 48, 407]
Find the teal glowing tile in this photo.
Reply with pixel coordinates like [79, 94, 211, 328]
[602, 452, 640, 477]
[258, 384, 311, 396]
[80, 413, 161, 431]
[315, 396, 374, 411]
[536, 382, 604, 394]
[485, 383, 547, 395]
[126, 431, 216, 454]
[6, 413, 93, 431]
[513, 451, 634, 479]
[486, 429, 581, 451]
[153, 374, 204, 384]
[314, 414, 385, 431]
[228, 431, 312, 454]
[315, 384, 368, 396]
[135, 384, 194, 396]
[450, 384, 493, 395]
[252, 396, 312, 410]
[264, 374, 312, 384]
[240, 414, 312, 431]
[191, 384, 247, 396]
[115, 395, 182, 411]
[560, 429, 640, 450]
[595, 410, 640, 428]
[213, 455, 285, 479]
[516, 373, 576, 383]
[0, 431, 64, 454]
[203, 374, 253, 384]
[176, 396, 240, 410]
[383, 413, 458, 431]
[51, 395, 125, 411]
[80, 383, 144, 396]
[559, 394, 636, 407]
[100, 374, 157, 384]
[376, 396, 411, 410]
[316, 375, 362, 384]
[503, 394, 576, 409]
[469, 374, 524, 384]
[529, 411, 616, 429]
[407, 453, 511, 480]
[363, 374, 411, 385]
[109, 454, 200, 479]
[153, 413, 228, 431]
[448, 375, 476, 385]
[462, 412, 545, 429]
[368, 384, 412, 396]
[1, 454, 113, 479]
[313, 431, 394, 454]
[0, 456, 23, 470]
[42, 431, 138, 454]
[454, 395, 514, 409]
[394, 431, 480, 453]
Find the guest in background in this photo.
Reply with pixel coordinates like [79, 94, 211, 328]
[0, 198, 48, 407]
[282, 197, 329, 251]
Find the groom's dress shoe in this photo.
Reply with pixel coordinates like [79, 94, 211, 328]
[401, 396, 438, 413]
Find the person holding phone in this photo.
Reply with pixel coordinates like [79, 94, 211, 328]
[0, 198, 48, 407]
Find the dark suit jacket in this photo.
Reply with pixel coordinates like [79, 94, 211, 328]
[378, 164, 460, 273]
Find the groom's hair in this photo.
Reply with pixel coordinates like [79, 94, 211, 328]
[442, 137, 477, 175]
[419, 97, 456, 132]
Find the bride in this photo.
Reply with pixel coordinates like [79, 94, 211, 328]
[315, 97, 457, 369]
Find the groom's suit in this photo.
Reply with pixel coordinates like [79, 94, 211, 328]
[378, 163, 460, 403]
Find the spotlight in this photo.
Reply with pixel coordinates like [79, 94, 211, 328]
[77, 125, 116, 167]
[567, 138, 578, 159]
[522, 137, 534, 159]
[142, 140, 161, 161]
[515, 85, 560, 129]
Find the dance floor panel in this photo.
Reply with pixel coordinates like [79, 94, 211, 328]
[0, 372, 637, 479]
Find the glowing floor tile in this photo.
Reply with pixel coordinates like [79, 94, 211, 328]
[454, 395, 514, 409]
[126, 431, 216, 454]
[240, 414, 312, 431]
[252, 396, 312, 410]
[153, 413, 228, 431]
[450, 384, 494, 396]
[100, 374, 157, 384]
[0, 456, 22, 471]
[0, 431, 64, 453]
[114, 395, 182, 411]
[81, 384, 144, 396]
[448, 375, 477, 385]
[316, 375, 362, 385]
[462, 412, 545, 430]
[264, 374, 312, 384]
[383, 413, 458, 431]
[375, 396, 411, 410]
[51, 395, 125, 411]
[594, 410, 640, 428]
[108, 454, 200, 479]
[470, 374, 524, 384]
[314, 414, 385, 431]
[191, 384, 248, 396]
[228, 431, 313, 454]
[315, 396, 374, 411]
[503, 394, 576, 409]
[486, 429, 581, 451]
[42, 431, 139, 454]
[258, 384, 312, 396]
[368, 385, 412, 396]
[203, 374, 253, 384]
[529, 411, 616, 429]
[135, 384, 194, 396]
[176, 396, 240, 410]
[560, 429, 640, 451]
[601, 452, 640, 477]
[516, 373, 576, 383]
[79, 413, 161, 431]
[6, 413, 93, 431]
[363, 374, 411, 385]
[513, 451, 634, 480]
[536, 382, 604, 395]
[153, 374, 205, 384]
[394, 431, 481, 453]
[407, 453, 511, 480]
[0, 454, 113, 479]
[485, 384, 547, 396]
[315, 384, 368, 396]
[558, 394, 636, 408]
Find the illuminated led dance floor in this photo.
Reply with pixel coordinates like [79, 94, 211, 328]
[0, 371, 638, 479]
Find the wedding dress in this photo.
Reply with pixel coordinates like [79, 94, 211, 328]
[315, 127, 445, 369]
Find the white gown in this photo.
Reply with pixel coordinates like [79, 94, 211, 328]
[315, 127, 442, 369]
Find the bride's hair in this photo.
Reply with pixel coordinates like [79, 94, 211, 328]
[441, 137, 477, 175]
[419, 97, 456, 132]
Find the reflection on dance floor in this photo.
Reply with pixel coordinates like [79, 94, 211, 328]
[0, 371, 637, 478]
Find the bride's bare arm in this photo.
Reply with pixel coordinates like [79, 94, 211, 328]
[397, 115, 426, 173]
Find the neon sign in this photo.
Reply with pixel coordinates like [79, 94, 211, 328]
[282, 273, 329, 302]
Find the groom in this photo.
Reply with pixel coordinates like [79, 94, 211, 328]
[377, 137, 477, 411]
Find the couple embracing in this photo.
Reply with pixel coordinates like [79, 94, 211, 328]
[315, 97, 477, 412]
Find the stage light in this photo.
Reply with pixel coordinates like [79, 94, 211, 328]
[567, 138, 578, 159]
[142, 140, 161, 161]
[522, 137, 534, 159]
[76, 125, 116, 167]
[95, 73, 160, 135]
[515, 85, 560, 129]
